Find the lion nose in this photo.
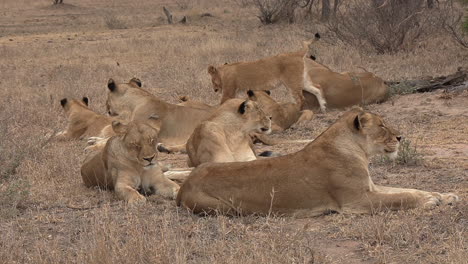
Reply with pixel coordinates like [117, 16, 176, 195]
[396, 136, 402, 142]
[143, 155, 155, 163]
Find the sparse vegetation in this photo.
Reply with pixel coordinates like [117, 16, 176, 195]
[0, 0, 466, 263]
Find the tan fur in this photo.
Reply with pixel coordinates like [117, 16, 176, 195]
[186, 99, 272, 167]
[177, 96, 214, 110]
[80, 117, 179, 204]
[56, 98, 115, 140]
[302, 55, 389, 112]
[247, 90, 313, 131]
[105, 78, 214, 148]
[177, 108, 458, 216]
[207, 35, 321, 106]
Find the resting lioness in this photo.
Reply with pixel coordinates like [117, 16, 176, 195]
[247, 90, 313, 131]
[208, 33, 321, 106]
[56, 97, 115, 140]
[302, 53, 389, 112]
[81, 116, 179, 204]
[106, 78, 214, 148]
[177, 108, 458, 216]
[186, 99, 272, 167]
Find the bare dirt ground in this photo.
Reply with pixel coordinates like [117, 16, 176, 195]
[0, 1, 467, 263]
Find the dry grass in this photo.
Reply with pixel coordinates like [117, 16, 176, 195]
[0, 0, 467, 263]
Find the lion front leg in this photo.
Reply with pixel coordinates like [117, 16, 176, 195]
[141, 167, 180, 199]
[344, 186, 459, 214]
[114, 174, 146, 204]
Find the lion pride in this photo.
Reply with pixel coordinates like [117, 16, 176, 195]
[177, 108, 458, 216]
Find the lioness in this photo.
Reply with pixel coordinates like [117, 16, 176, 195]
[247, 90, 313, 131]
[208, 33, 321, 106]
[106, 78, 214, 148]
[186, 99, 272, 167]
[56, 97, 115, 140]
[81, 116, 179, 204]
[302, 54, 389, 112]
[177, 108, 458, 216]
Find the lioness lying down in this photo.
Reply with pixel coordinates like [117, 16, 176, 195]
[81, 116, 179, 204]
[247, 90, 313, 131]
[302, 54, 389, 112]
[106, 78, 214, 149]
[208, 33, 321, 106]
[186, 99, 272, 167]
[177, 108, 458, 216]
[56, 97, 114, 140]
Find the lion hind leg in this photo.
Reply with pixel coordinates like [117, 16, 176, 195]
[297, 110, 314, 124]
[157, 143, 187, 154]
[302, 71, 327, 112]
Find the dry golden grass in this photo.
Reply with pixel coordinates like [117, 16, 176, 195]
[0, 0, 467, 263]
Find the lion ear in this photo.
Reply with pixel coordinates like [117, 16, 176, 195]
[108, 79, 117, 92]
[208, 66, 217, 75]
[60, 98, 67, 108]
[238, 100, 254, 115]
[112, 121, 128, 134]
[315, 33, 321, 40]
[82, 97, 89, 106]
[354, 112, 370, 130]
[265, 90, 271, 95]
[247, 90, 255, 97]
[129, 77, 142, 87]
[354, 115, 361, 130]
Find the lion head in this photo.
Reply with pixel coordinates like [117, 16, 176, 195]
[105, 77, 144, 118]
[303, 32, 321, 61]
[237, 99, 272, 134]
[353, 111, 402, 159]
[111, 115, 160, 169]
[207, 65, 222, 93]
[60, 97, 89, 114]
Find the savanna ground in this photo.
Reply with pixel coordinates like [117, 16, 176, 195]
[0, 0, 467, 263]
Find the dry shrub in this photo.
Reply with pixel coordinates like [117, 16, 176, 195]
[253, 0, 300, 24]
[437, 0, 468, 48]
[104, 14, 127, 30]
[328, 0, 430, 54]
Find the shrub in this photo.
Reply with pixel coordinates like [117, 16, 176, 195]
[253, 0, 299, 24]
[327, 0, 429, 54]
[438, 0, 468, 48]
[104, 14, 127, 30]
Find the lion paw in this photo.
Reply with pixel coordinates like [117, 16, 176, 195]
[440, 193, 459, 205]
[127, 194, 147, 205]
[422, 192, 459, 209]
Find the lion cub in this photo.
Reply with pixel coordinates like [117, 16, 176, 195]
[56, 97, 114, 140]
[80, 116, 180, 204]
[186, 99, 272, 167]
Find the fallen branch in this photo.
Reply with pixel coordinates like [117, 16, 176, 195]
[163, 7, 173, 24]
